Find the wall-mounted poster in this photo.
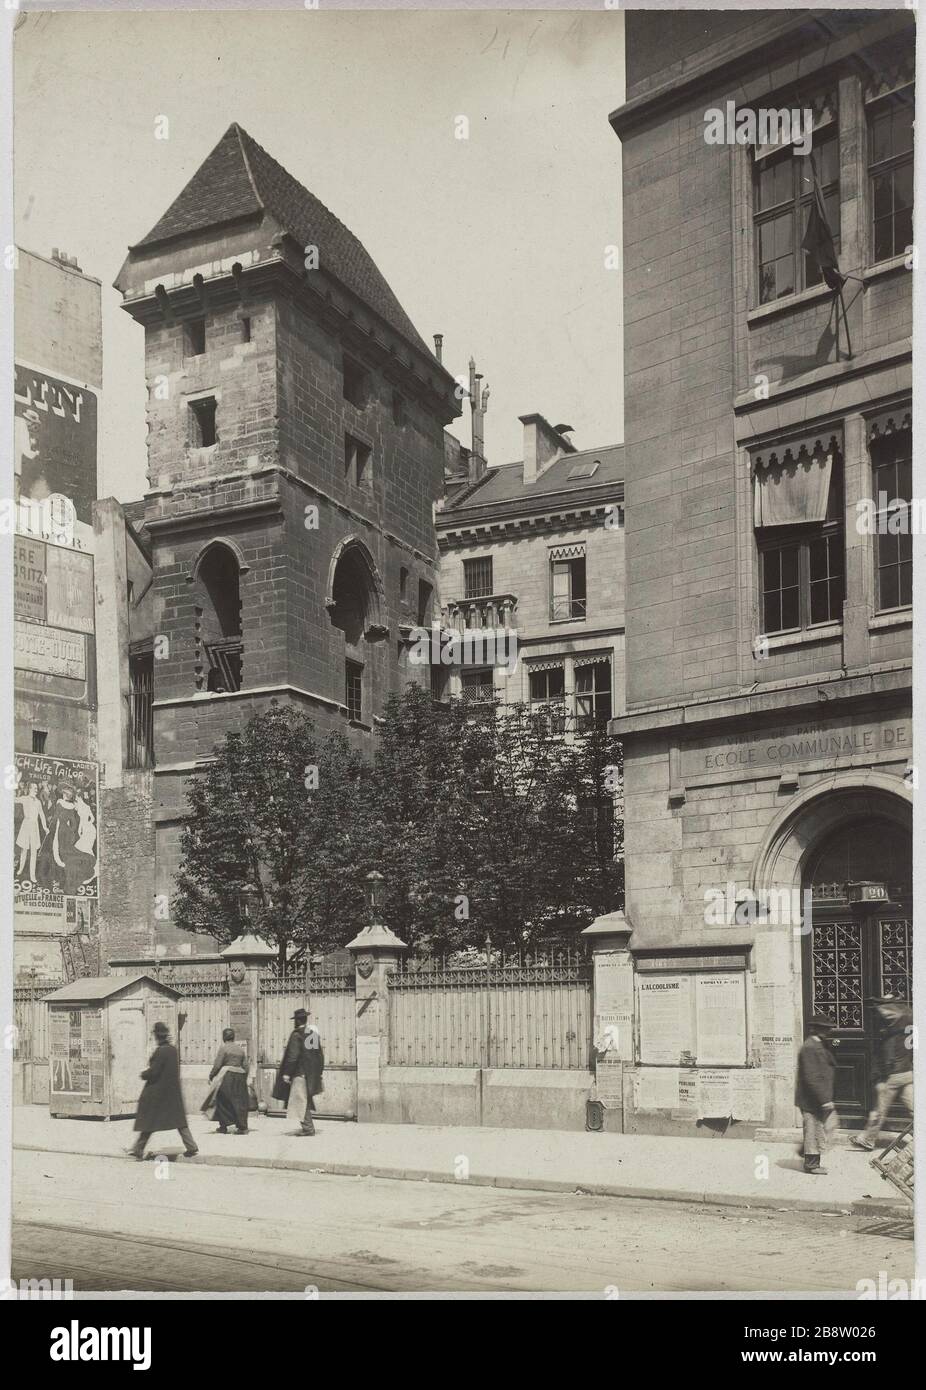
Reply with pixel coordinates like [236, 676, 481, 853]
[46, 545, 95, 634]
[695, 973, 748, 1066]
[50, 1007, 102, 1095]
[14, 364, 98, 525]
[14, 535, 47, 622]
[14, 621, 86, 681]
[638, 974, 695, 1064]
[14, 753, 98, 899]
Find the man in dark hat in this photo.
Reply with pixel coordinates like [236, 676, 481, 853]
[795, 1013, 838, 1175]
[273, 1008, 325, 1137]
[851, 995, 913, 1151]
[130, 1021, 198, 1160]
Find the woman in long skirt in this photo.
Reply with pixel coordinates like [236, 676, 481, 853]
[203, 1028, 250, 1134]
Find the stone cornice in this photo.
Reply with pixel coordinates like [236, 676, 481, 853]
[610, 9, 912, 140]
[436, 494, 623, 545]
[609, 664, 911, 740]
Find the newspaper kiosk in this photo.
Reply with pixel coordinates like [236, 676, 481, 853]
[46, 973, 180, 1119]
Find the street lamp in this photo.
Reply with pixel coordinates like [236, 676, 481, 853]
[365, 871, 385, 919]
[238, 884, 261, 930]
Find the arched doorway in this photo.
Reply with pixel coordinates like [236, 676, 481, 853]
[327, 538, 386, 724]
[801, 818, 912, 1123]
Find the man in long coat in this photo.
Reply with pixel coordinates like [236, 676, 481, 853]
[130, 1021, 199, 1160]
[273, 1008, 324, 1136]
[795, 1013, 838, 1175]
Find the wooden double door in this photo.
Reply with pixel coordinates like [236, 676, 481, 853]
[801, 819, 912, 1126]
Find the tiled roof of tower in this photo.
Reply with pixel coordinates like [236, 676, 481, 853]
[131, 123, 432, 358]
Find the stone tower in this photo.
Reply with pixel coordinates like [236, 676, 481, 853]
[115, 122, 460, 951]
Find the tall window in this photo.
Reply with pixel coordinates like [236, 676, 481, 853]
[868, 87, 914, 263]
[345, 660, 363, 722]
[529, 666, 566, 732]
[761, 529, 844, 634]
[754, 91, 839, 303]
[755, 440, 844, 635]
[127, 651, 154, 769]
[463, 557, 493, 598]
[871, 433, 912, 611]
[575, 661, 612, 730]
[550, 555, 586, 621]
[31, 729, 47, 754]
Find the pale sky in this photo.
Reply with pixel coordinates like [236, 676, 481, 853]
[14, 8, 624, 502]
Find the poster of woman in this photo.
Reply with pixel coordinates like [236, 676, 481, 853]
[14, 753, 98, 899]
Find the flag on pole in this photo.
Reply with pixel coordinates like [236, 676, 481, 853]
[801, 171, 845, 292]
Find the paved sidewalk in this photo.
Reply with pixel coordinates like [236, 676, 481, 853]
[13, 1106, 906, 1216]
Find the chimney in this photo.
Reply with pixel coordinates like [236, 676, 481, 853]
[468, 357, 490, 485]
[519, 414, 574, 485]
[433, 333, 443, 364]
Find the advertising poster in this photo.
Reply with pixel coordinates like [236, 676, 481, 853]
[45, 546, 95, 634]
[50, 1008, 93, 1094]
[731, 1070, 766, 1122]
[695, 973, 747, 1065]
[14, 620, 86, 681]
[697, 1069, 732, 1119]
[14, 753, 98, 899]
[634, 1067, 680, 1111]
[638, 974, 694, 1064]
[14, 364, 98, 524]
[14, 535, 47, 622]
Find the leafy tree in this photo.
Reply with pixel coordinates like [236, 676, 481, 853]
[171, 689, 624, 962]
[172, 703, 369, 965]
[366, 685, 624, 953]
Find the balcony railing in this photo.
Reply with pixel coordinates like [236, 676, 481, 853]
[443, 593, 518, 632]
[551, 596, 587, 622]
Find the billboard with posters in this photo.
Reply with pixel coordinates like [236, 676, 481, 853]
[14, 363, 98, 525]
[14, 753, 98, 900]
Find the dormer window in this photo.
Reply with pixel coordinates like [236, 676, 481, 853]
[185, 318, 206, 357]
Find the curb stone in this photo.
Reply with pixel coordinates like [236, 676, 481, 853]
[13, 1141, 906, 1218]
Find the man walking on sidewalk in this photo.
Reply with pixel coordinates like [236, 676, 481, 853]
[795, 1014, 838, 1175]
[851, 996, 913, 1151]
[273, 1008, 325, 1136]
[130, 1021, 198, 1160]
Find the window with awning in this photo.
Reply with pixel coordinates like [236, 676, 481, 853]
[753, 432, 845, 636]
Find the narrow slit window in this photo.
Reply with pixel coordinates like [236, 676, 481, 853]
[190, 397, 217, 448]
[185, 318, 206, 356]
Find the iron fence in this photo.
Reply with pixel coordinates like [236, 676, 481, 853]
[389, 949, 592, 1070]
[12, 979, 63, 1060]
[259, 961, 356, 1067]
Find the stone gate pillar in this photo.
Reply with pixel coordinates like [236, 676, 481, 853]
[582, 910, 634, 1122]
[219, 933, 276, 1103]
[345, 920, 407, 1123]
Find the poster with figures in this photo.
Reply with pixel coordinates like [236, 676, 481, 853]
[14, 364, 98, 525]
[14, 753, 98, 899]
